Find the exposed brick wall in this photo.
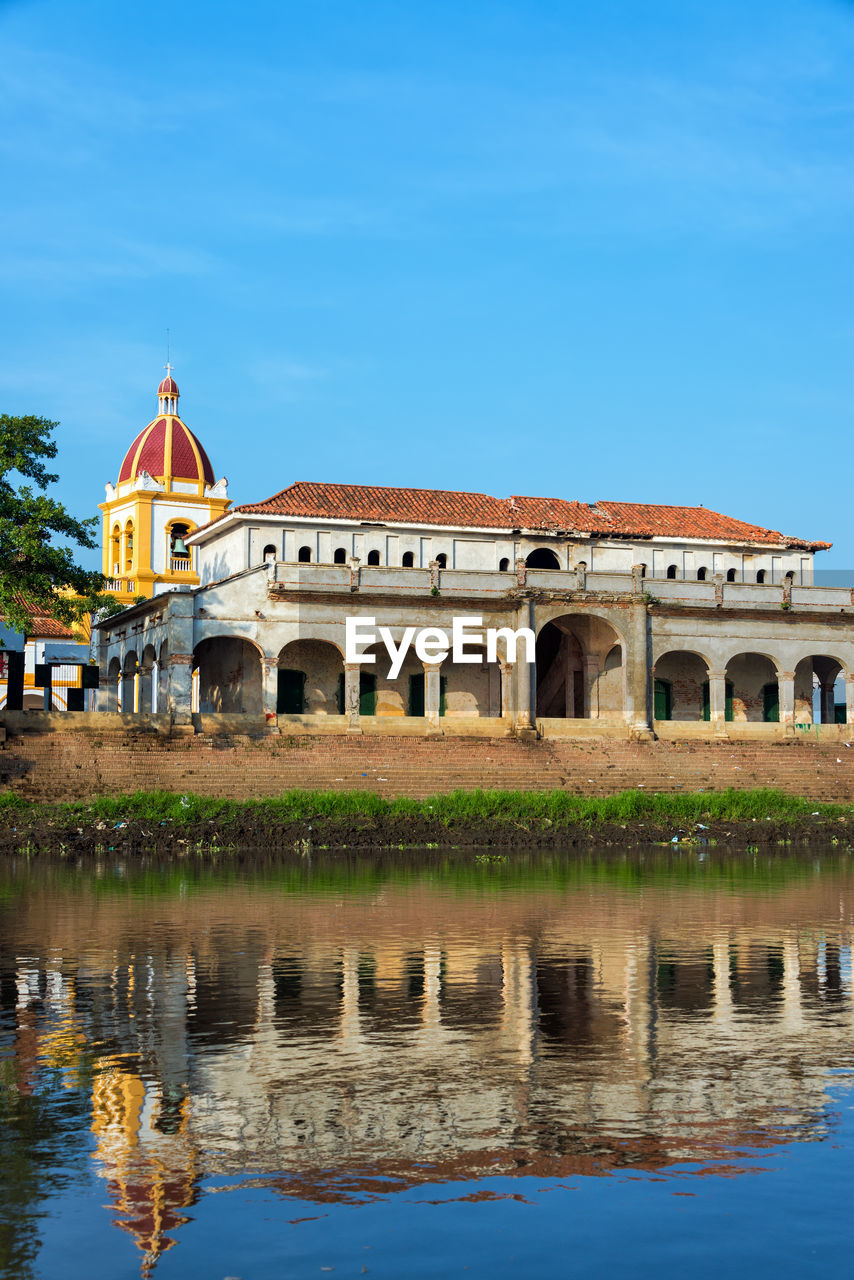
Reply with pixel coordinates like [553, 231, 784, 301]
[2, 730, 854, 803]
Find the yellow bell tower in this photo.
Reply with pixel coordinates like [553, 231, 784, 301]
[99, 368, 231, 603]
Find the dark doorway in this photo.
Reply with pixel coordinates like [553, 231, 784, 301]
[277, 668, 306, 714]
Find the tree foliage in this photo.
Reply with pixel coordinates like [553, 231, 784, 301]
[0, 414, 123, 636]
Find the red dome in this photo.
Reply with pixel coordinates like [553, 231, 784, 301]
[118, 417, 215, 487]
[158, 375, 179, 395]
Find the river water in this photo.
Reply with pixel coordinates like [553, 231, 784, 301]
[1, 850, 853, 1279]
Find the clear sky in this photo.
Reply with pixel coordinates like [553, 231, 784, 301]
[2, 0, 852, 570]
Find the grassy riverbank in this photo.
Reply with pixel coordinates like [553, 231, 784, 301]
[1, 786, 852, 853]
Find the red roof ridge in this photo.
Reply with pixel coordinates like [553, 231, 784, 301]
[186, 480, 829, 552]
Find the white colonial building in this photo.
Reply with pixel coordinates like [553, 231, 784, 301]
[93, 381, 854, 739]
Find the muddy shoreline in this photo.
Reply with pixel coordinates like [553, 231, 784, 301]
[2, 811, 852, 856]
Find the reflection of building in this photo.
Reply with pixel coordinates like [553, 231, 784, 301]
[99, 368, 230, 608]
[93, 374, 854, 736]
[3, 868, 853, 1252]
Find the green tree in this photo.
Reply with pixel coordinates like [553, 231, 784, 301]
[0, 414, 123, 635]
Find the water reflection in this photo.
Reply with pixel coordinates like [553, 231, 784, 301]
[0, 852, 853, 1277]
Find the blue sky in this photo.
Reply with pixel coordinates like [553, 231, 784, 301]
[2, 0, 853, 569]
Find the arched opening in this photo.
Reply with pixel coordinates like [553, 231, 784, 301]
[111, 524, 121, 576]
[435, 552, 448, 569]
[794, 655, 847, 725]
[725, 653, 779, 722]
[124, 520, 135, 574]
[526, 548, 561, 570]
[168, 522, 192, 570]
[276, 639, 344, 716]
[402, 551, 415, 568]
[333, 547, 347, 565]
[784, 570, 795, 584]
[756, 569, 766, 584]
[726, 567, 737, 582]
[666, 564, 678, 580]
[652, 651, 710, 721]
[535, 614, 624, 720]
[696, 567, 707, 581]
[138, 644, 156, 713]
[105, 657, 121, 712]
[367, 550, 381, 566]
[193, 637, 263, 714]
[499, 557, 510, 572]
[298, 545, 312, 563]
[122, 651, 138, 713]
[262, 543, 277, 563]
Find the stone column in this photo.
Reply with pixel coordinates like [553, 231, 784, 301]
[846, 674, 854, 726]
[707, 668, 728, 735]
[499, 661, 513, 721]
[167, 595, 196, 726]
[262, 658, 279, 720]
[166, 655, 194, 721]
[515, 650, 535, 734]
[344, 662, 362, 733]
[424, 662, 442, 733]
[778, 670, 795, 731]
[583, 657, 600, 719]
[626, 601, 650, 735]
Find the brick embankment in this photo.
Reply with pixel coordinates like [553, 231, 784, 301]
[2, 731, 854, 803]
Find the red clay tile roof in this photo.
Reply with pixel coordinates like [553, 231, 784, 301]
[206, 482, 828, 550]
[3, 594, 77, 639]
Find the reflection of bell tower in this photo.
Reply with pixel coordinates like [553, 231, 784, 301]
[99, 368, 231, 605]
[91, 1058, 198, 1277]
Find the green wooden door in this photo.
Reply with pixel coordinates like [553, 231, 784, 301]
[409, 673, 425, 716]
[654, 679, 672, 721]
[762, 681, 779, 723]
[277, 668, 305, 714]
[359, 672, 377, 715]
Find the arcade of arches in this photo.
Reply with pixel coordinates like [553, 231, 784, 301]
[98, 628, 854, 731]
[652, 651, 849, 726]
